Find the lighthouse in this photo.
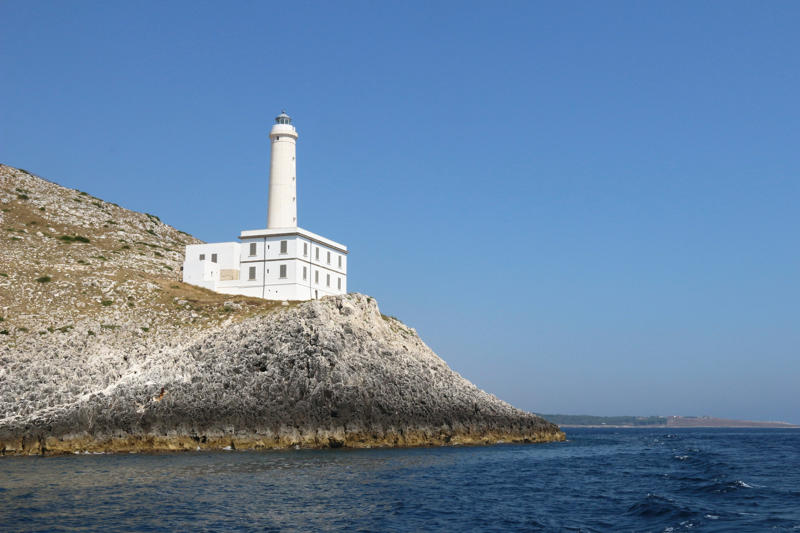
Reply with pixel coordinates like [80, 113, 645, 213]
[267, 111, 298, 229]
[182, 111, 348, 300]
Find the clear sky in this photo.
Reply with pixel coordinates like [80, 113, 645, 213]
[2, 1, 798, 424]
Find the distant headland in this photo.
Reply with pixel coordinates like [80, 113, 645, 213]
[539, 414, 799, 428]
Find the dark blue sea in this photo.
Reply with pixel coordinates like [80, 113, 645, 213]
[2, 428, 799, 532]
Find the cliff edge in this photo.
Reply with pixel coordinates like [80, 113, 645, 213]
[0, 164, 563, 454]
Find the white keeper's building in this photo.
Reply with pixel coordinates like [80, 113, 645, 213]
[182, 111, 348, 300]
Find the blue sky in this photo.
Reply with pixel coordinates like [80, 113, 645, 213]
[2, 1, 799, 423]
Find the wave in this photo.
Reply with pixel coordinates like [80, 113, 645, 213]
[625, 493, 695, 519]
[684, 479, 757, 496]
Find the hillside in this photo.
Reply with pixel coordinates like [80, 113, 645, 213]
[0, 164, 564, 454]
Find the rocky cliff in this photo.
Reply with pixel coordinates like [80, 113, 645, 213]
[0, 164, 564, 454]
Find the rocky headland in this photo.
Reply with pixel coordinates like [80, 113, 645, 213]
[0, 164, 564, 455]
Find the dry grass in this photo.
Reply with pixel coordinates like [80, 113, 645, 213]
[0, 165, 308, 338]
[0, 164, 295, 336]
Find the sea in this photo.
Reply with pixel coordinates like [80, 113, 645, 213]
[1, 428, 799, 532]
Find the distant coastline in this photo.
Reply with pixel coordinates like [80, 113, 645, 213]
[539, 414, 799, 429]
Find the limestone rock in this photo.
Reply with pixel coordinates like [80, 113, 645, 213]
[0, 164, 563, 454]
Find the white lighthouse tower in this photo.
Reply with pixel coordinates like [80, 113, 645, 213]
[182, 111, 348, 301]
[267, 111, 298, 229]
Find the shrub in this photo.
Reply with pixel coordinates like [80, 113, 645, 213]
[39, 207, 45, 211]
[141, 326, 149, 332]
[0, 330, 8, 335]
[0, 273, 7, 277]
[146, 229, 157, 236]
[0, 316, 4, 322]
[36, 276, 52, 283]
[17, 194, 29, 200]
[101, 300, 113, 307]
[58, 235, 90, 244]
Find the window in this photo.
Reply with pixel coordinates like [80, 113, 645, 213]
[303, 266, 307, 280]
[280, 240, 287, 254]
[338, 278, 341, 290]
[249, 243, 257, 256]
[315, 270, 319, 284]
[315, 247, 319, 260]
[303, 242, 308, 256]
[248, 266, 256, 280]
[327, 251, 331, 264]
[326, 274, 330, 287]
[211, 253, 217, 263]
[199, 254, 205, 261]
[338, 256, 342, 268]
[279, 264, 287, 278]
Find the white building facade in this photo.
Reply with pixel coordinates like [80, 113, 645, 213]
[182, 112, 348, 300]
